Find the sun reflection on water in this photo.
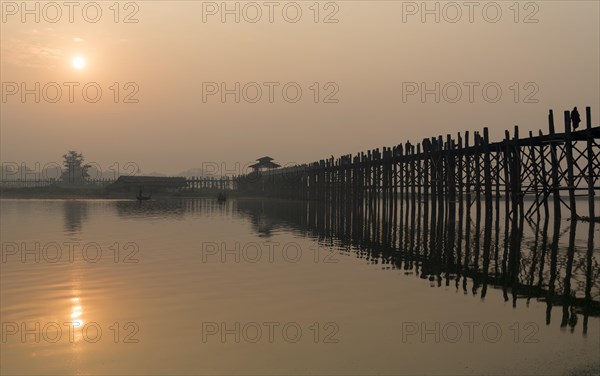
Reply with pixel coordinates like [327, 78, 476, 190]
[70, 296, 84, 341]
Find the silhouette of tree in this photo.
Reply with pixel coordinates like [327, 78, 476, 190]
[60, 150, 90, 184]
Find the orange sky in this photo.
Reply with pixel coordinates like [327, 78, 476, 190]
[1, 1, 599, 174]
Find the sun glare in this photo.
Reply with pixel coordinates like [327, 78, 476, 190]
[72, 56, 86, 70]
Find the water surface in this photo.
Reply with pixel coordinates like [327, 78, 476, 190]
[1, 198, 599, 375]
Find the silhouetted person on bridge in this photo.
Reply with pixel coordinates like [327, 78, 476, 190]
[571, 107, 581, 130]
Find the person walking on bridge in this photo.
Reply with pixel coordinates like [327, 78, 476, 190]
[571, 106, 581, 130]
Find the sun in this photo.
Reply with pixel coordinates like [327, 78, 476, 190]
[72, 56, 86, 69]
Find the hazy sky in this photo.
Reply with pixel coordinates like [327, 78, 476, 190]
[1, 1, 599, 175]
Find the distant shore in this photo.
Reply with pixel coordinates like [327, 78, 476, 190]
[0, 186, 242, 200]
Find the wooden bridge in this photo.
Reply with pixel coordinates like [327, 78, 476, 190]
[237, 107, 600, 221]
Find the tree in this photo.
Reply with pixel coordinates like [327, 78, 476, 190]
[60, 151, 90, 184]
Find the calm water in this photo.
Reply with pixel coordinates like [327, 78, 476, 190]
[1, 198, 599, 375]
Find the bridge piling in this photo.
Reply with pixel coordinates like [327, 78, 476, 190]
[564, 110, 577, 220]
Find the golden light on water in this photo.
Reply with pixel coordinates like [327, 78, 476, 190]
[70, 297, 84, 329]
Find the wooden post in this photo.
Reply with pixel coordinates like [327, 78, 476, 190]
[423, 140, 430, 216]
[464, 132, 471, 210]
[431, 138, 438, 216]
[585, 107, 595, 221]
[494, 145, 501, 220]
[474, 132, 482, 218]
[405, 142, 411, 205]
[437, 135, 444, 214]
[538, 130, 550, 218]
[483, 128, 493, 218]
[398, 145, 404, 204]
[457, 133, 464, 219]
[417, 143, 422, 221]
[528, 131, 540, 221]
[393, 147, 399, 202]
[447, 135, 456, 219]
[564, 110, 577, 220]
[410, 143, 416, 219]
[504, 130, 511, 219]
[416, 144, 422, 197]
[548, 110, 561, 218]
[513, 125, 523, 218]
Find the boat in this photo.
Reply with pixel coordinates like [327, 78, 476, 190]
[217, 192, 227, 202]
[136, 189, 152, 201]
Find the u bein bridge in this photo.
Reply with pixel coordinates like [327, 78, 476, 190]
[230, 106, 600, 334]
[236, 107, 600, 222]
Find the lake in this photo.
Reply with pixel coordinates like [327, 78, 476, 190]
[1, 198, 599, 375]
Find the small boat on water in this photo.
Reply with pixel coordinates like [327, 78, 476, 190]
[136, 189, 152, 201]
[217, 192, 227, 202]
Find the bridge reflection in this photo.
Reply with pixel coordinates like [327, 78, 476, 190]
[235, 197, 599, 335]
[106, 195, 598, 334]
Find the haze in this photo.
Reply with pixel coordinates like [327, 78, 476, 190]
[1, 1, 598, 175]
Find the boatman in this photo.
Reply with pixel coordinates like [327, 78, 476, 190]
[571, 107, 581, 130]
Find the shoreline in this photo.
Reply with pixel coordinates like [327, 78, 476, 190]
[0, 188, 255, 200]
